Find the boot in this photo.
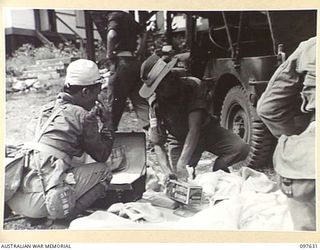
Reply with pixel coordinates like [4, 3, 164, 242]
[69, 183, 106, 219]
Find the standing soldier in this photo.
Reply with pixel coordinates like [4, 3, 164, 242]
[257, 37, 316, 231]
[102, 11, 149, 131]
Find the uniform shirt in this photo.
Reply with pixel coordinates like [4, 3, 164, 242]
[149, 77, 208, 144]
[22, 92, 113, 193]
[257, 37, 316, 138]
[39, 92, 112, 162]
[107, 11, 142, 53]
[257, 37, 316, 179]
[273, 121, 315, 179]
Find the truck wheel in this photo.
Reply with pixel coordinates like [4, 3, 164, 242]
[220, 86, 275, 169]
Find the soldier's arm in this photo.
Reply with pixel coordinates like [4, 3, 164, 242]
[148, 96, 172, 174]
[257, 46, 304, 137]
[176, 110, 204, 178]
[106, 29, 117, 59]
[82, 112, 114, 163]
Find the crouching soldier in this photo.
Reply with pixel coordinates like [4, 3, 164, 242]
[7, 59, 114, 220]
[139, 55, 249, 179]
[257, 37, 316, 231]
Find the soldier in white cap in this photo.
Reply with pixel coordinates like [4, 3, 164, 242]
[7, 59, 114, 221]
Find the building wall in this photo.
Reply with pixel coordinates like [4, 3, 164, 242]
[5, 9, 101, 40]
[56, 10, 86, 37]
[5, 9, 36, 29]
[56, 10, 101, 40]
[4, 9, 12, 28]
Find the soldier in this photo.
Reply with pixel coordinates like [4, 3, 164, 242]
[257, 37, 316, 231]
[7, 59, 114, 220]
[139, 54, 249, 179]
[102, 11, 149, 131]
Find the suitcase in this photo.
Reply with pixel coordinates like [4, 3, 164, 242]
[106, 132, 147, 205]
[75, 132, 147, 208]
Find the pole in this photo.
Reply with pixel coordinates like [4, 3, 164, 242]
[84, 10, 95, 61]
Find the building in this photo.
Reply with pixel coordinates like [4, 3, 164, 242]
[5, 9, 101, 56]
[5, 9, 209, 57]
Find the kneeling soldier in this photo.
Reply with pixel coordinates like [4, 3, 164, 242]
[7, 59, 114, 220]
[139, 55, 249, 179]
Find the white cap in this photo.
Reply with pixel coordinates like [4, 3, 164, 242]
[65, 59, 101, 86]
[162, 45, 173, 53]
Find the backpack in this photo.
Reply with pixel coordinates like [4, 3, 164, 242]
[4, 153, 26, 201]
[5, 106, 64, 202]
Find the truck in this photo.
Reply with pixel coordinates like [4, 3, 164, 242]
[161, 10, 316, 169]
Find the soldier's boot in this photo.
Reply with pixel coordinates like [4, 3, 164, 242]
[69, 183, 107, 219]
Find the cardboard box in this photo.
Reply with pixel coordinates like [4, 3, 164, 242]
[166, 180, 202, 205]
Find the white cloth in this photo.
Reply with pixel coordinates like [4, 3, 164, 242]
[69, 167, 292, 231]
[192, 170, 242, 203]
[191, 167, 277, 204]
[142, 190, 179, 209]
[107, 202, 165, 223]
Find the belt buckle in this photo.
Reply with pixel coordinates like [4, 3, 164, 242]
[117, 51, 133, 57]
[22, 148, 32, 168]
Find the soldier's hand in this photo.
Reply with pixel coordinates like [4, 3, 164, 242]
[106, 57, 116, 74]
[163, 173, 178, 186]
[101, 126, 114, 141]
[100, 170, 113, 190]
[64, 173, 76, 185]
[94, 100, 111, 124]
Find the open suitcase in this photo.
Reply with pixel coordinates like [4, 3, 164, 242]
[106, 132, 147, 205]
[73, 132, 147, 208]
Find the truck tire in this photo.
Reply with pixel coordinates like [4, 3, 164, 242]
[220, 86, 275, 169]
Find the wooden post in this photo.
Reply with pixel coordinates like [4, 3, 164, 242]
[48, 10, 57, 32]
[34, 10, 41, 31]
[185, 13, 195, 51]
[166, 11, 173, 45]
[84, 10, 95, 61]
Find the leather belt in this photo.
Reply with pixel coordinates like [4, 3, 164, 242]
[23, 142, 72, 164]
[116, 51, 134, 57]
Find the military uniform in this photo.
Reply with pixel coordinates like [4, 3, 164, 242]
[102, 11, 149, 131]
[149, 76, 249, 174]
[257, 37, 316, 230]
[8, 92, 113, 219]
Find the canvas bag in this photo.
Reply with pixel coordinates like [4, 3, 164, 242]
[4, 106, 64, 202]
[4, 153, 26, 201]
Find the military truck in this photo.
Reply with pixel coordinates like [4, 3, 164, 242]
[162, 10, 316, 169]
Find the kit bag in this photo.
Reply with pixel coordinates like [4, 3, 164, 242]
[4, 153, 25, 201]
[4, 106, 64, 202]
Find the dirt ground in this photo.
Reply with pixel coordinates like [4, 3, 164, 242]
[4, 78, 275, 230]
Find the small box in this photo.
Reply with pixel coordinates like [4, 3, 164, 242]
[166, 180, 202, 205]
